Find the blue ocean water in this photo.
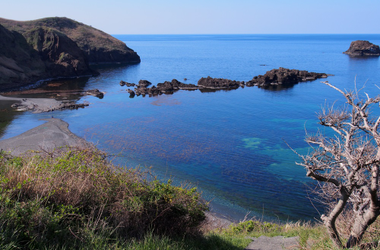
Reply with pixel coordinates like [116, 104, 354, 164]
[1, 34, 380, 221]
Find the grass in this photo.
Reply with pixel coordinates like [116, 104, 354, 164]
[0, 148, 380, 249]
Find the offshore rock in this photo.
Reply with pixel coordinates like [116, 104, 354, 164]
[198, 76, 243, 90]
[132, 79, 198, 97]
[85, 89, 104, 99]
[343, 40, 380, 56]
[137, 80, 152, 88]
[156, 79, 198, 93]
[246, 67, 328, 87]
[120, 80, 136, 87]
[127, 89, 135, 98]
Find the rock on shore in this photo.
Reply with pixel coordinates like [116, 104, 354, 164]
[343, 40, 380, 56]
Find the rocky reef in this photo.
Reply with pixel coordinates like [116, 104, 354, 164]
[343, 40, 380, 56]
[0, 17, 140, 91]
[198, 77, 244, 90]
[120, 68, 329, 98]
[246, 67, 329, 87]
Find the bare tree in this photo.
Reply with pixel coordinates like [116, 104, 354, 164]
[297, 81, 380, 249]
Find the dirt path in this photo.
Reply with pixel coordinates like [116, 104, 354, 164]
[244, 236, 299, 250]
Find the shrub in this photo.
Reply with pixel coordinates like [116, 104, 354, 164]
[0, 148, 208, 248]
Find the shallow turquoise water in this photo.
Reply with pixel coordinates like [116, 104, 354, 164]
[1, 34, 380, 221]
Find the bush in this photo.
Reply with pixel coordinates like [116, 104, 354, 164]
[0, 148, 208, 249]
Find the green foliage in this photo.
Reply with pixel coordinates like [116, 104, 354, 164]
[230, 220, 283, 236]
[2, 148, 377, 249]
[0, 149, 208, 249]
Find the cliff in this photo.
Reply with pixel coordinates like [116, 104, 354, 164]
[0, 17, 140, 90]
[0, 17, 140, 64]
[0, 24, 47, 90]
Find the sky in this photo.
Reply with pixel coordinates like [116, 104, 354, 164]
[1, 0, 379, 35]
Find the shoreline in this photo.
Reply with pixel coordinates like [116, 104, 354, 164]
[0, 118, 234, 228]
[0, 118, 93, 156]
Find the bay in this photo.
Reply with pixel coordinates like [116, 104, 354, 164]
[1, 34, 380, 221]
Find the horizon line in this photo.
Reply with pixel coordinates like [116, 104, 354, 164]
[111, 33, 380, 36]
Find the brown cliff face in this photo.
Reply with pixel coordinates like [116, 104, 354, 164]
[24, 27, 95, 77]
[0, 17, 141, 90]
[0, 17, 141, 65]
[343, 40, 380, 56]
[0, 24, 47, 90]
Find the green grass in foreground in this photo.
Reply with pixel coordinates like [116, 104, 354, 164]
[1, 148, 379, 249]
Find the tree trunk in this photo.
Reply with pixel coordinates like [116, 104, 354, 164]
[346, 207, 380, 248]
[323, 197, 348, 249]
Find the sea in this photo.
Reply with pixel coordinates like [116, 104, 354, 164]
[1, 34, 380, 222]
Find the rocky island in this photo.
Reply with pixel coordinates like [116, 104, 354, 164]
[343, 40, 380, 56]
[0, 17, 140, 91]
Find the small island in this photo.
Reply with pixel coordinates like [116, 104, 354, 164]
[343, 40, 380, 56]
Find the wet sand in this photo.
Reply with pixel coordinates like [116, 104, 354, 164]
[0, 118, 93, 156]
[0, 95, 89, 113]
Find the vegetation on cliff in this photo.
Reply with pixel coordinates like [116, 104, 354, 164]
[0, 148, 207, 249]
[1, 148, 380, 249]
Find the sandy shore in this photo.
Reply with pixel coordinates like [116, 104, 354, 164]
[0, 117, 234, 226]
[0, 118, 93, 156]
[0, 95, 89, 113]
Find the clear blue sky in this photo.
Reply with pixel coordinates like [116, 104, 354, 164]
[1, 0, 379, 34]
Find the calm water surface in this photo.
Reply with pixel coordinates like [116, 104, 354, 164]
[1, 34, 380, 221]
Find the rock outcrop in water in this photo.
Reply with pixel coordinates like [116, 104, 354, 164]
[0, 17, 140, 91]
[246, 68, 328, 87]
[198, 77, 244, 90]
[343, 40, 380, 56]
[122, 79, 199, 97]
[119, 68, 329, 98]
